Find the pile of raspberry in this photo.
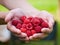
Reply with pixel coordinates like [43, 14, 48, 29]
[12, 16, 49, 37]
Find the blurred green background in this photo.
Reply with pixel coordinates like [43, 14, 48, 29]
[0, 0, 59, 45]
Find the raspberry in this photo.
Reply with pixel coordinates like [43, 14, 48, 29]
[12, 16, 48, 37]
[16, 23, 22, 29]
[39, 18, 44, 25]
[28, 17, 33, 21]
[26, 30, 32, 37]
[12, 20, 20, 26]
[26, 23, 33, 30]
[35, 26, 42, 33]
[21, 28, 27, 33]
[22, 24, 26, 28]
[31, 30, 36, 35]
[24, 19, 30, 24]
[41, 22, 49, 28]
[31, 17, 40, 26]
[20, 16, 26, 21]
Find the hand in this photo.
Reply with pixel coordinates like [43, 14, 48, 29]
[5, 8, 29, 41]
[5, 8, 40, 41]
[5, 8, 54, 41]
[29, 10, 54, 40]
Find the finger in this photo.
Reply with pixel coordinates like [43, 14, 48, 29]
[29, 33, 42, 40]
[19, 37, 29, 43]
[5, 12, 14, 22]
[33, 33, 44, 39]
[16, 32, 27, 40]
[19, 37, 29, 41]
[7, 21, 21, 34]
[29, 33, 48, 40]
[48, 17, 54, 28]
[19, 36, 29, 41]
[13, 33, 21, 37]
[41, 28, 53, 34]
[13, 32, 28, 40]
[44, 11, 54, 28]
[47, 16, 54, 28]
[29, 36, 38, 40]
[19, 32, 27, 38]
[19, 33, 29, 42]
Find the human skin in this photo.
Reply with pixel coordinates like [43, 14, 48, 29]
[0, 0, 54, 41]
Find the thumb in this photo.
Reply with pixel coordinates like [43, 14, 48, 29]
[5, 12, 14, 22]
[41, 28, 53, 34]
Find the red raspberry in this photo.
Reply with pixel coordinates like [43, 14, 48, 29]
[22, 24, 26, 28]
[21, 28, 27, 33]
[26, 23, 33, 30]
[12, 16, 47, 37]
[41, 22, 49, 28]
[12, 20, 20, 26]
[26, 30, 32, 37]
[28, 17, 33, 21]
[16, 23, 22, 29]
[39, 18, 44, 25]
[31, 30, 36, 35]
[24, 19, 30, 24]
[20, 16, 26, 21]
[31, 17, 40, 26]
[35, 26, 42, 33]
[34, 17, 40, 20]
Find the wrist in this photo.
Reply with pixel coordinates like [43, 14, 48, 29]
[20, 1, 40, 16]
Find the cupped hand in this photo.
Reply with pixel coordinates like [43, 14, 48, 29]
[29, 10, 54, 40]
[5, 8, 29, 41]
[5, 8, 54, 41]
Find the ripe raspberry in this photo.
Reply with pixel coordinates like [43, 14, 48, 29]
[22, 24, 26, 28]
[26, 23, 33, 30]
[28, 17, 33, 21]
[31, 17, 40, 26]
[39, 18, 44, 25]
[21, 28, 27, 33]
[12, 20, 20, 26]
[16, 23, 22, 29]
[20, 16, 26, 21]
[26, 30, 32, 37]
[24, 19, 30, 24]
[35, 26, 42, 33]
[31, 30, 36, 35]
[41, 22, 49, 28]
[12, 16, 47, 37]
